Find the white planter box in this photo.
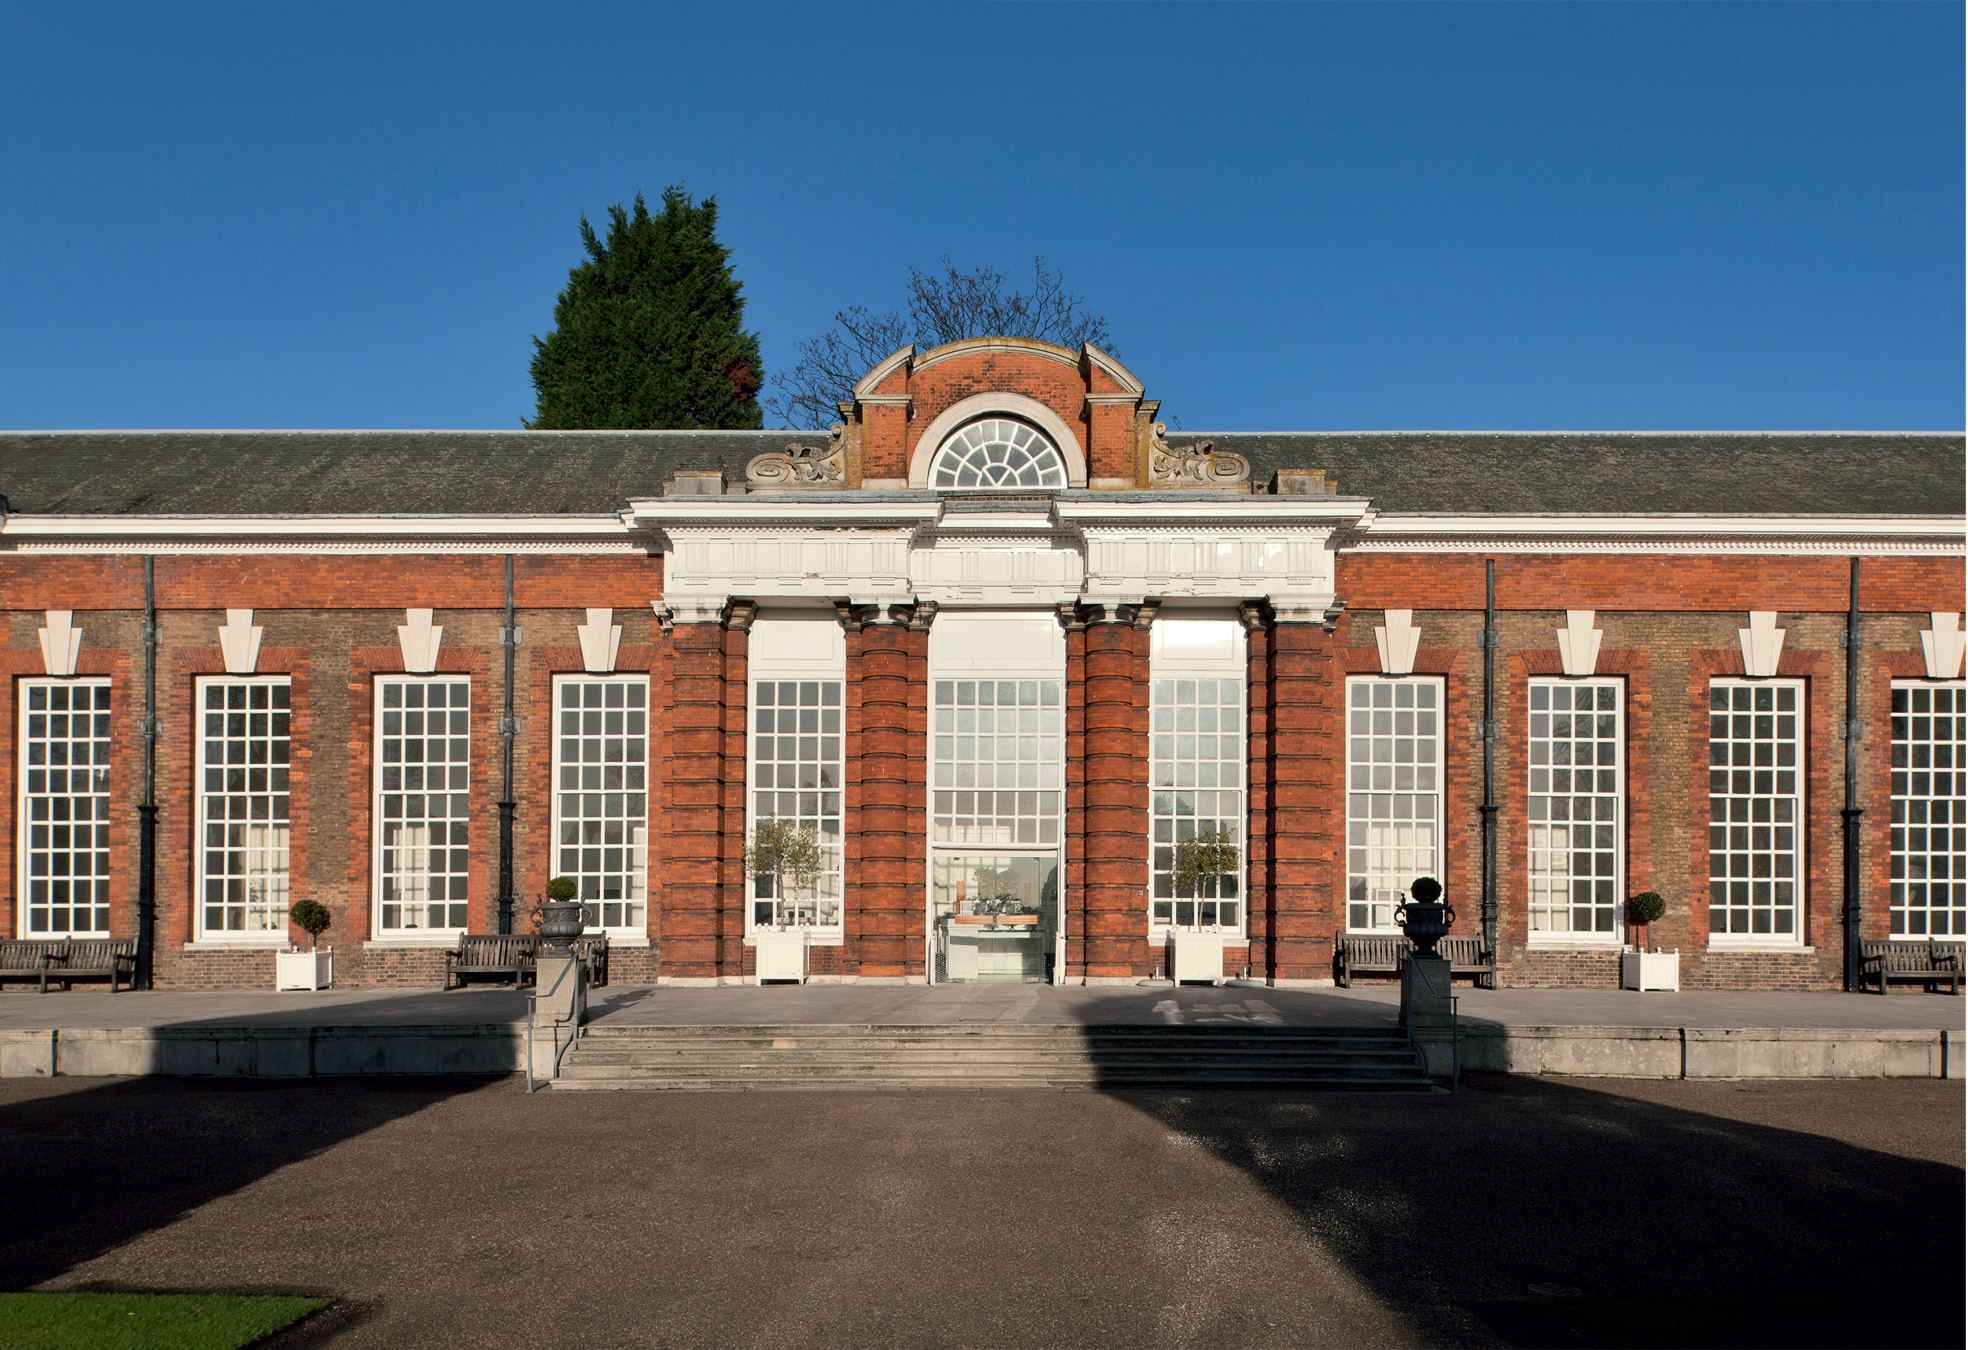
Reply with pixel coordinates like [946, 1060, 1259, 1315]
[276, 949, 333, 991]
[1621, 949, 1680, 992]
[754, 931, 808, 983]
[1171, 932, 1225, 985]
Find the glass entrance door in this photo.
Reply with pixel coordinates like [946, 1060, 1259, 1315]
[931, 853, 1059, 983]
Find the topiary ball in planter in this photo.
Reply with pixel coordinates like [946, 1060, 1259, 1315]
[1628, 892, 1666, 926]
[544, 876, 578, 902]
[289, 898, 331, 946]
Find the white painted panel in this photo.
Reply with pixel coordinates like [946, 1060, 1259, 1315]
[1151, 618, 1244, 673]
[930, 611, 1065, 674]
[749, 615, 847, 675]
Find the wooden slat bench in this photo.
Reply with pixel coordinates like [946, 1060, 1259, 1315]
[0, 939, 137, 992]
[1334, 932, 1497, 989]
[443, 934, 538, 991]
[570, 933, 610, 988]
[1859, 939, 1963, 995]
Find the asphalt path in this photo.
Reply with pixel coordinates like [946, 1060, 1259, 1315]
[0, 1074, 1959, 1348]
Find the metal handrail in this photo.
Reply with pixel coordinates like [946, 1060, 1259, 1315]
[523, 955, 584, 1094]
[1403, 952, 1461, 1094]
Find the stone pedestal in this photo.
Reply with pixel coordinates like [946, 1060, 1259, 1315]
[530, 951, 588, 1080]
[1400, 953, 1456, 1080]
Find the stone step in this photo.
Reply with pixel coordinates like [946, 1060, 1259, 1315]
[579, 1022, 1403, 1040]
[555, 1058, 1426, 1082]
[562, 1047, 1421, 1068]
[551, 1021, 1431, 1093]
[550, 1072, 1438, 1093]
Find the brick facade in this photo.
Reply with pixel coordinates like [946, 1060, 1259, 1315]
[3, 342, 1961, 991]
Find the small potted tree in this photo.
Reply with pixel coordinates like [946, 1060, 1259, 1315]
[1168, 823, 1240, 985]
[1620, 891, 1678, 991]
[276, 898, 334, 991]
[745, 816, 821, 983]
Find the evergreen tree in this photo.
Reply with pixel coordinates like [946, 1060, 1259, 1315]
[527, 187, 765, 429]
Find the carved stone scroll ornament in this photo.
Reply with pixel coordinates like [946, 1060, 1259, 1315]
[1147, 424, 1251, 487]
[747, 424, 846, 488]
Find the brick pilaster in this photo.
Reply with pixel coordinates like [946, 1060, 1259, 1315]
[1061, 607, 1088, 978]
[1269, 617, 1341, 979]
[1243, 608, 1275, 977]
[1082, 605, 1150, 977]
[852, 607, 924, 977]
[659, 618, 733, 979]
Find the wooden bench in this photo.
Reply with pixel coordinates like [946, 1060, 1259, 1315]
[0, 939, 137, 993]
[1859, 939, 1963, 995]
[570, 933, 609, 988]
[1334, 932, 1497, 989]
[443, 934, 538, 991]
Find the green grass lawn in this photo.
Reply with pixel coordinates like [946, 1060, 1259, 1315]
[0, 1292, 331, 1350]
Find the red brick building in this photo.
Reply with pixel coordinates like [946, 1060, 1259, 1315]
[3, 337, 1963, 990]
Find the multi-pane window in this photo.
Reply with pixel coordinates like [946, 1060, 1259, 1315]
[197, 678, 291, 939]
[375, 677, 471, 934]
[19, 680, 112, 937]
[931, 679, 1063, 844]
[749, 679, 842, 929]
[1345, 678, 1442, 931]
[928, 417, 1068, 489]
[1707, 681, 1803, 940]
[1890, 682, 1966, 937]
[1151, 677, 1245, 931]
[1528, 680, 1624, 939]
[553, 677, 648, 932]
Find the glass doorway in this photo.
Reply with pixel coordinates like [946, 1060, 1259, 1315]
[931, 853, 1059, 983]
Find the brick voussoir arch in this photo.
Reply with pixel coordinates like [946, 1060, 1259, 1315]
[908, 392, 1089, 489]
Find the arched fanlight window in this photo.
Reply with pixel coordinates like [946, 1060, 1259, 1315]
[927, 416, 1069, 490]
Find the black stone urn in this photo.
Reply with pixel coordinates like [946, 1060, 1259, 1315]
[534, 883, 586, 954]
[1394, 876, 1455, 958]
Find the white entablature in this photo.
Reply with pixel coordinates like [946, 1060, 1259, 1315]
[628, 494, 1373, 618]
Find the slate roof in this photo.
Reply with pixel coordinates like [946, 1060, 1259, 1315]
[0, 429, 1959, 516]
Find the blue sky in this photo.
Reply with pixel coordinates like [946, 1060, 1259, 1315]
[2, 2, 1959, 431]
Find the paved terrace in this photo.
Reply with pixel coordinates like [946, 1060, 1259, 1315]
[0, 982, 1959, 1032]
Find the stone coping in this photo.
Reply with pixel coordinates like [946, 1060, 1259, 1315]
[0, 983, 1959, 1033]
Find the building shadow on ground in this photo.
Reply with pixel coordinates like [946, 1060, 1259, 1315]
[0, 983, 543, 1292]
[1105, 1072, 1965, 1348]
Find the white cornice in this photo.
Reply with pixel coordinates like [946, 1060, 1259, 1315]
[1057, 499, 1376, 528]
[911, 336, 1082, 375]
[1348, 513, 1965, 554]
[1082, 344, 1146, 397]
[624, 499, 943, 528]
[0, 514, 640, 554]
[850, 346, 915, 398]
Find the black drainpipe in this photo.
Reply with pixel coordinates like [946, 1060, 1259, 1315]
[1841, 557, 1863, 990]
[1479, 560, 1499, 968]
[497, 556, 518, 935]
[136, 557, 159, 989]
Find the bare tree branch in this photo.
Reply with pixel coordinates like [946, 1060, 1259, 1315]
[765, 257, 1116, 428]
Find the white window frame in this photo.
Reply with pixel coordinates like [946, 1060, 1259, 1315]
[372, 675, 473, 939]
[1345, 675, 1446, 934]
[1149, 618, 1248, 938]
[1707, 678, 1806, 948]
[194, 675, 293, 944]
[551, 673, 650, 937]
[745, 674, 845, 938]
[1526, 677, 1626, 947]
[1888, 680, 1966, 939]
[926, 415, 1070, 490]
[745, 616, 848, 941]
[926, 612, 1069, 984]
[17, 677, 113, 938]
